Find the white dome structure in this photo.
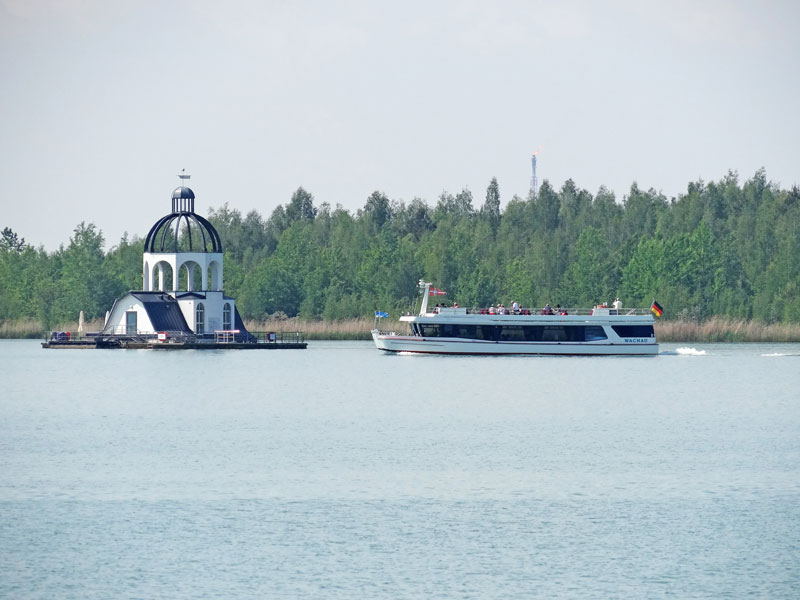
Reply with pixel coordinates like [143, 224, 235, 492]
[102, 175, 250, 340]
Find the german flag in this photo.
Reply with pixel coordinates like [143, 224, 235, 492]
[651, 300, 664, 318]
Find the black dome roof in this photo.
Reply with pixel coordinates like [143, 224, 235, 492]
[172, 186, 195, 200]
[144, 186, 222, 253]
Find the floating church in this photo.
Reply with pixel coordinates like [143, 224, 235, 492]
[45, 174, 305, 349]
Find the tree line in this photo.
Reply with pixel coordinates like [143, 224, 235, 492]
[2, 169, 799, 328]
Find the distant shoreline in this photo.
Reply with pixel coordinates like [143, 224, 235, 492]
[3, 317, 800, 343]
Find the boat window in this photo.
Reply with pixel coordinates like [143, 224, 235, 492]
[499, 326, 526, 342]
[612, 325, 654, 338]
[524, 326, 544, 341]
[477, 326, 501, 341]
[584, 326, 608, 341]
[419, 324, 440, 337]
[440, 324, 458, 338]
[541, 326, 567, 342]
[457, 325, 477, 339]
[416, 323, 612, 342]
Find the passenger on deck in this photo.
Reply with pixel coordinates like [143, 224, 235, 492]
[489, 304, 496, 315]
[512, 301, 519, 314]
[543, 303, 554, 315]
[613, 297, 622, 312]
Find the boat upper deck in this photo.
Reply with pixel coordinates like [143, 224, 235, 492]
[400, 305, 654, 323]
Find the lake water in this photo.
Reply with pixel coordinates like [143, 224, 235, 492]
[1, 339, 799, 598]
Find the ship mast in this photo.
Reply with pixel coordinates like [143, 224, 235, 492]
[418, 280, 431, 315]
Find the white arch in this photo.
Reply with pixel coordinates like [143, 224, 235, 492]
[176, 260, 204, 291]
[208, 260, 223, 291]
[151, 261, 173, 292]
[144, 251, 223, 293]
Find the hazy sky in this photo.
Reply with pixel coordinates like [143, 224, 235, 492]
[1, 0, 798, 250]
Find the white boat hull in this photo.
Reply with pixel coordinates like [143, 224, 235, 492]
[372, 330, 658, 356]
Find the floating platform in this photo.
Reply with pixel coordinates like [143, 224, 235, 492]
[42, 331, 307, 350]
[40, 339, 99, 349]
[42, 339, 307, 350]
[131, 341, 305, 350]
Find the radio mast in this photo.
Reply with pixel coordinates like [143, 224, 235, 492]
[530, 148, 541, 195]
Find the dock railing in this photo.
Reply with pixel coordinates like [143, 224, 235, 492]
[58, 327, 305, 345]
[249, 331, 305, 344]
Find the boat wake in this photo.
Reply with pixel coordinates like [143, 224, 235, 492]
[661, 347, 707, 356]
[761, 352, 800, 357]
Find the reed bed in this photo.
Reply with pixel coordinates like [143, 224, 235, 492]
[4, 316, 800, 342]
[0, 319, 45, 339]
[655, 318, 800, 343]
[0, 319, 105, 339]
[244, 317, 398, 340]
[249, 316, 800, 343]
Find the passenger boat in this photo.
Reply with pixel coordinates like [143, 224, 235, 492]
[371, 281, 658, 355]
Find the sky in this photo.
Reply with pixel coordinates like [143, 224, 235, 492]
[1, 0, 798, 250]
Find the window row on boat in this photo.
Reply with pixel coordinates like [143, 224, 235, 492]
[411, 324, 655, 342]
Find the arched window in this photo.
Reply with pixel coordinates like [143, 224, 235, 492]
[195, 302, 205, 334]
[223, 303, 232, 330]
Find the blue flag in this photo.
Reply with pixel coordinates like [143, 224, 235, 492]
[375, 311, 389, 318]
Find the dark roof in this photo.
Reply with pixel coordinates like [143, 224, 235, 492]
[172, 186, 195, 200]
[143, 184, 222, 253]
[176, 292, 206, 299]
[144, 211, 222, 253]
[234, 305, 249, 333]
[130, 292, 192, 333]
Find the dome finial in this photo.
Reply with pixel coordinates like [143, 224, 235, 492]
[172, 169, 195, 212]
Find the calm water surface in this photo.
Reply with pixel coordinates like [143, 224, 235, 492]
[1, 340, 799, 598]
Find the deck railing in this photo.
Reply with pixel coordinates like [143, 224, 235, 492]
[452, 307, 651, 316]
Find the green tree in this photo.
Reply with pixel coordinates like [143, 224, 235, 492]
[285, 187, 317, 223]
[362, 190, 392, 232]
[1, 227, 26, 253]
[54, 223, 118, 322]
[480, 177, 501, 232]
[560, 227, 615, 306]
